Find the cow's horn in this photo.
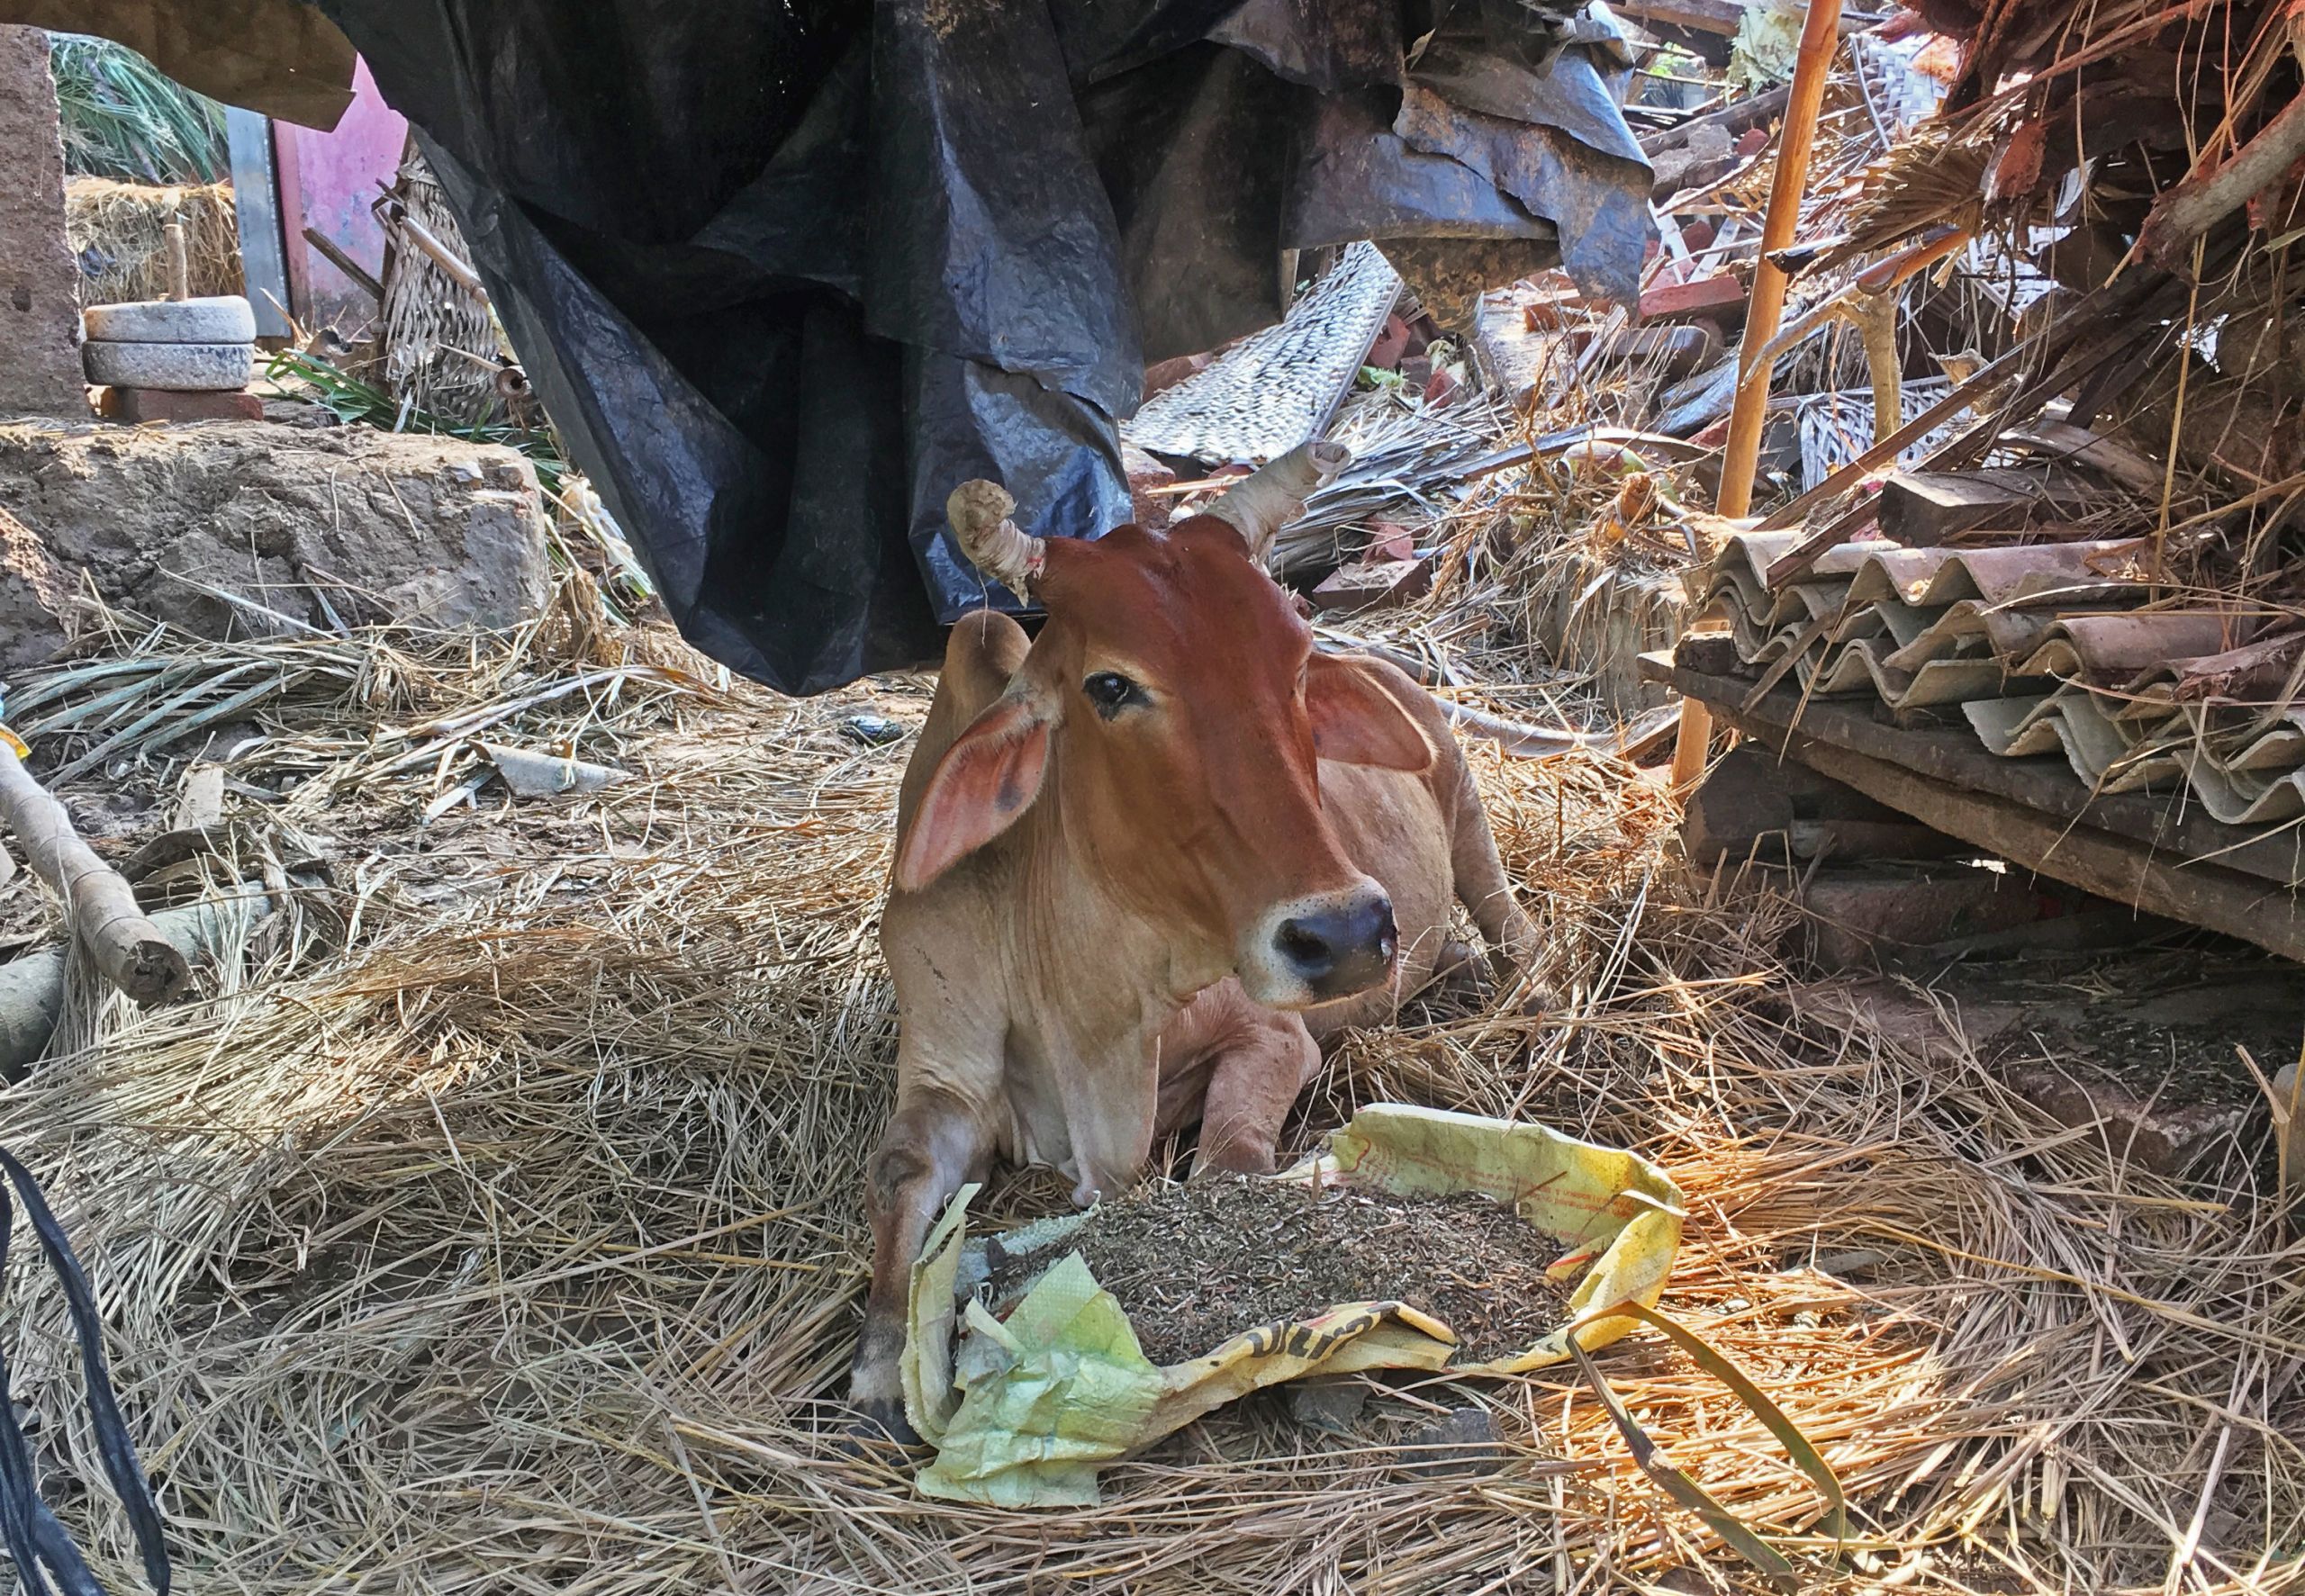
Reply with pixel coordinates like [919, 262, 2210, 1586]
[1203, 439, 1351, 567]
[946, 479, 1046, 594]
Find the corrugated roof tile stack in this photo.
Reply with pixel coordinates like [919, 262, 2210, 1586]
[1694, 531, 2305, 829]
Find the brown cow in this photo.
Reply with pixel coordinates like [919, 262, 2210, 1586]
[852, 442, 1536, 1438]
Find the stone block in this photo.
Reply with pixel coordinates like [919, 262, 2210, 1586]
[1394, 1408, 1509, 1479]
[0, 419, 551, 654]
[0, 26, 87, 419]
[1802, 963, 2299, 1177]
[2005, 1060, 2257, 1177]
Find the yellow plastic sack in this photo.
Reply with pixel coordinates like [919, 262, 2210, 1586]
[902, 1104, 1686, 1507]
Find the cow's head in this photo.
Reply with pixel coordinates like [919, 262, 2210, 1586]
[894, 443, 1431, 1010]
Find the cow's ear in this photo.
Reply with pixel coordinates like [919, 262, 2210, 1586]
[1305, 654, 1433, 772]
[894, 693, 1054, 891]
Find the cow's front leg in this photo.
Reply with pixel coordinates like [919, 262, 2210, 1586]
[852, 1082, 995, 1445]
[1188, 1006, 1321, 1177]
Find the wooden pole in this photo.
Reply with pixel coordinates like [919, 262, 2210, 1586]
[164, 219, 189, 302]
[1672, 0, 1846, 792]
[0, 743, 189, 1005]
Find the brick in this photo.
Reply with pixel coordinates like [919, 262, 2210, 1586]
[2005, 1061, 2257, 1177]
[1119, 439, 1176, 530]
[1365, 313, 1411, 371]
[1638, 274, 1746, 322]
[0, 27, 86, 418]
[1798, 862, 2088, 971]
[1310, 556, 1433, 616]
[98, 386, 264, 423]
[1364, 521, 1415, 563]
[1141, 352, 1210, 401]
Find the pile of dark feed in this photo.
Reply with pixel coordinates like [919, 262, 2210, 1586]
[985, 1175, 1573, 1366]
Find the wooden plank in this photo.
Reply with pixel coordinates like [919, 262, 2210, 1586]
[1664, 660, 2305, 888]
[1639, 274, 1747, 321]
[1875, 468, 2094, 545]
[1618, 3, 1876, 40]
[1732, 722, 2305, 963]
[1640, 86, 1792, 154]
[1613, 0, 1746, 36]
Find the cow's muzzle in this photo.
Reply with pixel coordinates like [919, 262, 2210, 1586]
[1241, 883, 1397, 1007]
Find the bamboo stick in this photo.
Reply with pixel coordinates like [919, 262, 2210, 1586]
[1674, 0, 1846, 791]
[1716, 0, 1844, 519]
[0, 897, 268, 1077]
[0, 744, 189, 1005]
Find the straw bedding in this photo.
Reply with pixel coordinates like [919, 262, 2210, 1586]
[0, 567, 2298, 1594]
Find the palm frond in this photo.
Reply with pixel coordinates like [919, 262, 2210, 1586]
[47, 33, 228, 187]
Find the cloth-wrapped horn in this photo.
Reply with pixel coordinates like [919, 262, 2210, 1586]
[945, 480, 1046, 595]
[1203, 439, 1351, 567]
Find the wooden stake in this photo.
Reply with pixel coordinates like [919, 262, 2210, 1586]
[1674, 0, 1845, 792]
[164, 219, 189, 302]
[1854, 288, 1903, 446]
[0, 743, 189, 1005]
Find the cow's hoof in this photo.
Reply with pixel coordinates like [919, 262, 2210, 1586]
[839, 1398, 923, 1456]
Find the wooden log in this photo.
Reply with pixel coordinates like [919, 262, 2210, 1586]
[1716, 0, 1843, 523]
[1853, 287, 1902, 446]
[301, 225, 384, 302]
[1614, 0, 1747, 37]
[1444, 701, 1679, 760]
[0, 895, 270, 1077]
[0, 744, 189, 1005]
[379, 199, 485, 297]
[2136, 60, 2305, 271]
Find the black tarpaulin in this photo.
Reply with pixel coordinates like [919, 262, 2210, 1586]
[286, 0, 1654, 694]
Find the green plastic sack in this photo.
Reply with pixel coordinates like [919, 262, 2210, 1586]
[901, 1104, 1686, 1506]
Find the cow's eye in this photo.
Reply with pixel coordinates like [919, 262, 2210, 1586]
[1082, 672, 1140, 716]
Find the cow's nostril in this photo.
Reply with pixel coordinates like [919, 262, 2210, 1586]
[1276, 918, 1335, 977]
[1272, 895, 1396, 997]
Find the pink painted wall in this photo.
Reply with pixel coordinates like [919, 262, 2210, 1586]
[271, 56, 407, 332]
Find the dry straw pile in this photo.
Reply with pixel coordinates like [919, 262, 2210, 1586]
[0, 557, 2297, 1594]
[62, 179, 243, 308]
